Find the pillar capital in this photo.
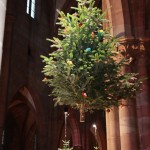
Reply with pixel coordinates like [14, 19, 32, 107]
[117, 37, 150, 59]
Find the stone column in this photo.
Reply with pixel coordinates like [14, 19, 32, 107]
[118, 41, 139, 150]
[106, 106, 121, 150]
[119, 99, 139, 150]
[136, 47, 150, 150]
[0, 1, 7, 149]
[0, 0, 7, 73]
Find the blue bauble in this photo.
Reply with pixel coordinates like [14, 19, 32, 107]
[86, 47, 92, 52]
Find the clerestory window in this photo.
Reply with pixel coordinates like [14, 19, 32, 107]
[26, 0, 36, 18]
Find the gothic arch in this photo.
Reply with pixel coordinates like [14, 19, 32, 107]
[58, 108, 107, 150]
[3, 86, 37, 150]
[68, 110, 81, 147]
[19, 86, 36, 111]
[58, 109, 81, 149]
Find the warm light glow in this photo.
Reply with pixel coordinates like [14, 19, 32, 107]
[64, 112, 68, 115]
[93, 123, 97, 129]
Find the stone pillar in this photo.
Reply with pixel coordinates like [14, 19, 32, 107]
[0, 14, 15, 150]
[119, 99, 139, 150]
[0, 0, 7, 73]
[0, 1, 7, 149]
[106, 106, 121, 150]
[136, 50, 150, 150]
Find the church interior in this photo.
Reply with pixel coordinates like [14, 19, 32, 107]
[0, 0, 150, 150]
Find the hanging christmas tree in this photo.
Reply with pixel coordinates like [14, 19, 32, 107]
[41, 0, 141, 112]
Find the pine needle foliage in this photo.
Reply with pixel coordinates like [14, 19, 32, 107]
[41, 0, 141, 111]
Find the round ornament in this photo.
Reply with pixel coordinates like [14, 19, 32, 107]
[86, 47, 92, 52]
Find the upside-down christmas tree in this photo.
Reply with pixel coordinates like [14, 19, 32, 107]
[41, 0, 141, 119]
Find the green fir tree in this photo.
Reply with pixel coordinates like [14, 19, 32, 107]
[41, 0, 141, 112]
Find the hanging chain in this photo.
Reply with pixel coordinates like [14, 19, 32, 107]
[64, 112, 68, 139]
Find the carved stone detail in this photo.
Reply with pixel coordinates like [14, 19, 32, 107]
[117, 38, 150, 59]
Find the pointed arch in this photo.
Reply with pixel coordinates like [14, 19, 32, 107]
[58, 109, 81, 148]
[3, 86, 37, 150]
[90, 119, 107, 150]
[19, 86, 36, 111]
[68, 110, 81, 147]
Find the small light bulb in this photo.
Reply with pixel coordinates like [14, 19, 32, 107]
[64, 112, 68, 115]
[93, 123, 97, 129]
